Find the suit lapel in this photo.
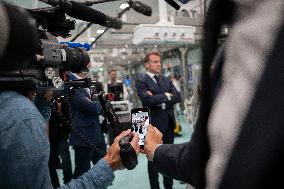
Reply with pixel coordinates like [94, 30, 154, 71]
[157, 76, 167, 93]
[144, 74, 162, 93]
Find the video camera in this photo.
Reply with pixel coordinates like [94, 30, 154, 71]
[0, 0, 138, 169]
[0, 0, 122, 91]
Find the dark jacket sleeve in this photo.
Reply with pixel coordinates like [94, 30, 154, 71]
[153, 127, 205, 188]
[166, 79, 182, 107]
[135, 78, 169, 106]
[69, 89, 102, 115]
[153, 143, 194, 184]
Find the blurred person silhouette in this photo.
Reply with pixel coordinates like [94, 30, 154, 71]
[48, 95, 73, 186]
[143, 1, 284, 189]
[171, 74, 182, 114]
[68, 68, 107, 179]
[164, 66, 172, 79]
[105, 68, 129, 101]
[170, 74, 183, 136]
[34, 90, 63, 188]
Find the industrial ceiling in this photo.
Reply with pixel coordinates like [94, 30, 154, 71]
[9, 0, 206, 66]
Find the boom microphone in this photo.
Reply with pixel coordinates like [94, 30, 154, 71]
[104, 15, 123, 29]
[68, 1, 122, 29]
[164, 0, 180, 10]
[38, 0, 122, 29]
[130, 1, 152, 17]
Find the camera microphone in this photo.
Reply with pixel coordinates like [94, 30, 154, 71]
[164, 0, 180, 10]
[130, 1, 152, 17]
[39, 0, 122, 29]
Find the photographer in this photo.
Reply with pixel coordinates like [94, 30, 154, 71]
[0, 2, 140, 189]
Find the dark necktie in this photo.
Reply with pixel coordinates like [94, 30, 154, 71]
[154, 75, 161, 87]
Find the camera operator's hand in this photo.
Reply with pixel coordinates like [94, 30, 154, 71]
[104, 129, 139, 171]
[143, 125, 163, 161]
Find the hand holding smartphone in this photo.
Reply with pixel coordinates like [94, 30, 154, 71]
[131, 107, 150, 149]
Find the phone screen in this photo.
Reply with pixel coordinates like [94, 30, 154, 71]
[131, 108, 150, 148]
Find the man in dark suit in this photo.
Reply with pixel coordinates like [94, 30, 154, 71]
[68, 71, 106, 179]
[136, 52, 181, 189]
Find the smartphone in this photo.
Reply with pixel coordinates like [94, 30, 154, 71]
[131, 107, 150, 149]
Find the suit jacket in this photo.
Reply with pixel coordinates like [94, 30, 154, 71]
[68, 88, 104, 147]
[152, 1, 284, 189]
[136, 72, 181, 134]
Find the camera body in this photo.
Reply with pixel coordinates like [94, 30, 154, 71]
[0, 36, 89, 90]
[0, 2, 89, 91]
[0, 0, 138, 170]
[119, 135, 138, 170]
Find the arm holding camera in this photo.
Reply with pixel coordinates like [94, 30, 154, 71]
[60, 129, 139, 189]
[0, 91, 139, 189]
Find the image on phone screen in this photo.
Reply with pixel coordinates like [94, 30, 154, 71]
[131, 108, 150, 148]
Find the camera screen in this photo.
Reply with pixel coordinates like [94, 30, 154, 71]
[109, 85, 123, 101]
[131, 111, 150, 146]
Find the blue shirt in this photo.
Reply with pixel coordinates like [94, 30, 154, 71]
[0, 91, 114, 189]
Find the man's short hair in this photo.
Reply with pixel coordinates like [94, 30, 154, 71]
[108, 68, 117, 74]
[144, 52, 161, 63]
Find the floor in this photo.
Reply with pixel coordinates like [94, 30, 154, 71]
[57, 114, 194, 189]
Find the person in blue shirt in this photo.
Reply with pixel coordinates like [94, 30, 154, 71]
[124, 75, 132, 87]
[0, 90, 139, 189]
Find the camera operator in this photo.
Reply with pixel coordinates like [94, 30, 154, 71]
[0, 88, 139, 189]
[0, 88, 140, 189]
[38, 90, 73, 187]
[68, 69, 109, 179]
[0, 2, 140, 189]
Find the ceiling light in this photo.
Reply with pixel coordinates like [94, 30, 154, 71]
[120, 3, 129, 9]
[96, 29, 105, 34]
